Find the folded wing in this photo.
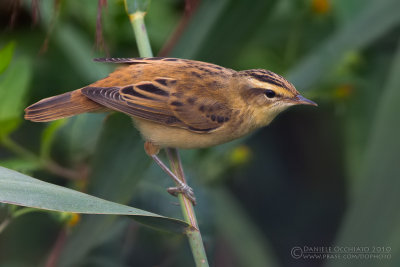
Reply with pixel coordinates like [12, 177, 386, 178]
[81, 77, 232, 133]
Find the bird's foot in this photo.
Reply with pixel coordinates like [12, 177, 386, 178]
[167, 184, 196, 205]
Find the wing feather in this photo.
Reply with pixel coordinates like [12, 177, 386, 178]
[168, 96, 232, 132]
[81, 86, 180, 125]
[83, 61, 234, 133]
[93, 57, 183, 64]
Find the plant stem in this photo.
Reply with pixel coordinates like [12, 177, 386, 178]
[124, 4, 209, 266]
[165, 149, 198, 227]
[125, 8, 153, 57]
[166, 148, 209, 266]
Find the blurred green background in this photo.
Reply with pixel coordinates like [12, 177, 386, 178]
[0, 0, 400, 266]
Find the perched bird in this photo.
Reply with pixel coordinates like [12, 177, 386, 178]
[25, 57, 317, 203]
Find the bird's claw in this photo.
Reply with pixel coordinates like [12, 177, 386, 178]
[167, 184, 197, 205]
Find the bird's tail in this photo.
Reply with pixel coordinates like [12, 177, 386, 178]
[24, 89, 103, 122]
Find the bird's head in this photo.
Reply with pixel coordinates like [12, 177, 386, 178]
[237, 69, 317, 126]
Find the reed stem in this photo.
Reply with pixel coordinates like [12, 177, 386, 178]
[124, 3, 209, 266]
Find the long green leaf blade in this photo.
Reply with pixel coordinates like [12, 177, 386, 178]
[0, 166, 188, 232]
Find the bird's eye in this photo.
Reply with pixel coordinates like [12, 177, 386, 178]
[265, 90, 276, 98]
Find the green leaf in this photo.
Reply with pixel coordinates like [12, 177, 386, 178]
[0, 41, 16, 74]
[0, 166, 188, 232]
[326, 39, 400, 267]
[0, 56, 32, 138]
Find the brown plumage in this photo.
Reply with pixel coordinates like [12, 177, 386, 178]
[25, 57, 316, 149]
[25, 57, 317, 204]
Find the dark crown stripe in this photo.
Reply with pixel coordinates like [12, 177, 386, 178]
[249, 73, 286, 88]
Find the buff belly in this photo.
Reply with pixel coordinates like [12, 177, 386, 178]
[132, 118, 246, 149]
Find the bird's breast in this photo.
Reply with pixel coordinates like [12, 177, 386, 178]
[132, 115, 252, 149]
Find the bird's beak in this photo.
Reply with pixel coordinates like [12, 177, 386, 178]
[293, 95, 318, 106]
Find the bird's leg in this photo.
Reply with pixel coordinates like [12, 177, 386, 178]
[151, 154, 196, 204]
[144, 142, 196, 205]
